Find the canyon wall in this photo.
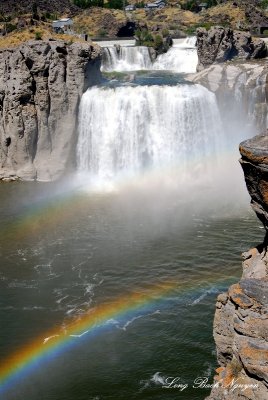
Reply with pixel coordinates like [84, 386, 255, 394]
[207, 134, 268, 400]
[0, 40, 101, 181]
[190, 61, 268, 134]
[196, 27, 267, 72]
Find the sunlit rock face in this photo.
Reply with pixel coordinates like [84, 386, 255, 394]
[207, 133, 268, 400]
[196, 27, 267, 72]
[0, 40, 101, 181]
[190, 61, 268, 134]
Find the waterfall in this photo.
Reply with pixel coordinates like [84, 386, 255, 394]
[101, 46, 153, 72]
[77, 84, 223, 182]
[101, 37, 197, 73]
[153, 37, 198, 73]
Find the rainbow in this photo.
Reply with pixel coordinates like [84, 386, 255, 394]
[0, 149, 240, 241]
[0, 276, 234, 396]
[0, 280, 181, 395]
[0, 151, 242, 395]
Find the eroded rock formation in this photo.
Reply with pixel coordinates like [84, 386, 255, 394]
[189, 61, 268, 133]
[207, 133, 268, 400]
[0, 40, 101, 181]
[196, 27, 267, 71]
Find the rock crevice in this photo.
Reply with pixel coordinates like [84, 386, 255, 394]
[0, 40, 101, 181]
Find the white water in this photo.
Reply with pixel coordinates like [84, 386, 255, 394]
[77, 84, 223, 182]
[101, 37, 197, 73]
[153, 37, 197, 73]
[101, 46, 153, 72]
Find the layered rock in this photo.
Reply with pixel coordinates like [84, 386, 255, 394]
[196, 27, 267, 71]
[207, 134, 268, 400]
[0, 40, 101, 181]
[189, 60, 268, 133]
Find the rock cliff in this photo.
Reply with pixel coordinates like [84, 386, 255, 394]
[0, 40, 101, 181]
[189, 60, 268, 134]
[196, 27, 267, 71]
[207, 133, 268, 400]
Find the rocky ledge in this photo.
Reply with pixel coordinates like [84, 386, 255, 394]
[196, 27, 267, 72]
[0, 40, 101, 181]
[189, 60, 268, 133]
[207, 133, 268, 400]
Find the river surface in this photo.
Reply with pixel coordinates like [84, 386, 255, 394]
[0, 180, 263, 400]
[0, 39, 263, 400]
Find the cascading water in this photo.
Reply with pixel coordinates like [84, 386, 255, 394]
[101, 37, 197, 73]
[153, 37, 198, 73]
[76, 84, 224, 182]
[101, 46, 153, 72]
[1, 24, 261, 400]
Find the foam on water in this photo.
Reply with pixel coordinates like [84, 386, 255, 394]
[153, 37, 198, 73]
[102, 46, 153, 72]
[101, 37, 197, 73]
[77, 84, 224, 184]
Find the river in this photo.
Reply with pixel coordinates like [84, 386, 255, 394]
[0, 38, 263, 400]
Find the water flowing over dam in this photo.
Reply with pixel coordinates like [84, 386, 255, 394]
[101, 37, 198, 73]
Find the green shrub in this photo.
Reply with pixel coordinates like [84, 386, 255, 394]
[105, 0, 124, 9]
[6, 23, 17, 33]
[185, 26, 197, 35]
[260, 0, 268, 9]
[0, 15, 12, 22]
[135, 29, 154, 45]
[186, 22, 216, 35]
[74, 0, 104, 7]
[162, 28, 170, 38]
[154, 34, 163, 49]
[97, 28, 108, 37]
[35, 31, 43, 40]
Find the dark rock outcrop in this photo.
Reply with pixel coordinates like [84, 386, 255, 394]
[0, 40, 101, 181]
[196, 27, 267, 71]
[207, 133, 268, 400]
[0, 0, 79, 15]
[240, 134, 268, 231]
[243, 1, 268, 33]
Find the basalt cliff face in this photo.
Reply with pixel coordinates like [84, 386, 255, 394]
[196, 27, 267, 72]
[190, 61, 268, 134]
[0, 40, 101, 181]
[190, 28, 268, 134]
[207, 134, 268, 400]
